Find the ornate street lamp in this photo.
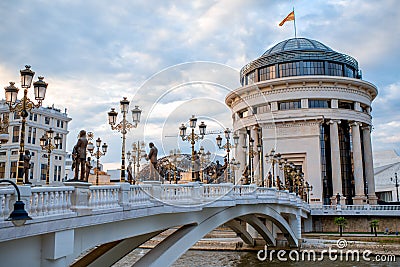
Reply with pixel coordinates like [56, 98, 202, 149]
[0, 179, 32, 226]
[216, 128, 234, 183]
[179, 115, 206, 181]
[87, 136, 107, 185]
[4, 66, 48, 184]
[248, 138, 258, 184]
[265, 149, 282, 187]
[230, 158, 241, 184]
[127, 141, 146, 183]
[198, 146, 211, 183]
[169, 149, 182, 184]
[108, 97, 142, 182]
[40, 128, 61, 185]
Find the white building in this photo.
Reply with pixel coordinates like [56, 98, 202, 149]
[374, 150, 400, 202]
[226, 38, 378, 205]
[0, 101, 71, 185]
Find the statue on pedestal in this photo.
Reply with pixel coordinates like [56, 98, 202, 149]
[73, 130, 88, 182]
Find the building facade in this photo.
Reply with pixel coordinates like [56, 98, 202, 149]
[226, 38, 378, 205]
[0, 101, 71, 185]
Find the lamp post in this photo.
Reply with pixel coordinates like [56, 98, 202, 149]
[108, 97, 142, 182]
[216, 128, 233, 183]
[127, 141, 146, 182]
[40, 128, 61, 185]
[0, 179, 32, 226]
[87, 137, 108, 185]
[230, 158, 241, 184]
[4, 65, 48, 185]
[305, 181, 313, 204]
[266, 149, 282, 187]
[179, 115, 206, 181]
[169, 149, 182, 184]
[391, 173, 399, 202]
[247, 138, 258, 184]
[198, 146, 211, 183]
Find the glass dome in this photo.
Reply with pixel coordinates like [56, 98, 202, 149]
[240, 37, 360, 86]
[263, 38, 333, 56]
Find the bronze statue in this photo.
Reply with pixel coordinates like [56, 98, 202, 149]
[23, 150, 31, 184]
[85, 157, 92, 181]
[127, 162, 133, 184]
[74, 130, 88, 181]
[146, 142, 158, 181]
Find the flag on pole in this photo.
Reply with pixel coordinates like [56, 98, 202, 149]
[279, 11, 295, 26]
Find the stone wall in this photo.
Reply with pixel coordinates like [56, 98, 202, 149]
[310, 216, 400, 233]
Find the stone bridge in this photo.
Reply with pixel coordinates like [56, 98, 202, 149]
[0, 182, 310, 267]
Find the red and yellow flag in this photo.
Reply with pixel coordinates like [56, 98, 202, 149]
[279, 11, 295, 26]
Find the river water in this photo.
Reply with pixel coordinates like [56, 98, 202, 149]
[113, 249, 398, 267]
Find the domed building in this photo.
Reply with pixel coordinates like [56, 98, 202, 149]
[226, 38, 378, 205]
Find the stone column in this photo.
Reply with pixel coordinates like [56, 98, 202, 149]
[329, 120, 344, 204]
[251, 127, 260, 185]
[362, 125, 378, 204]
[351, 122, 367, 204]
[236, 129, 247, 184]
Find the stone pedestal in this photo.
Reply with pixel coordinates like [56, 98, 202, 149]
[352, 195, 367, 205]
[64, 181, 92, 216]
[368, 195, 378, 205]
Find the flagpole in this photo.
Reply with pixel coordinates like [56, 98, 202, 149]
[293, 7, 297, 38]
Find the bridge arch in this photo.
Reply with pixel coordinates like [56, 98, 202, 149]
[133, 204, 298, 267]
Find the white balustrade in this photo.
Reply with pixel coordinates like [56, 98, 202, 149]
[160, 184, 194, 202]
[129, 185, 151, 205]
[30, 186, 74, 217]
[202, 184, 232, 199]
[0, 187, 13, 219]
[233, 185, 257, 198]
[89, 185, 120, 210]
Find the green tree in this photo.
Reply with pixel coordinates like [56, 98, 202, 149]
[334, 217, 347, 237]
[370, 219, 379, 237]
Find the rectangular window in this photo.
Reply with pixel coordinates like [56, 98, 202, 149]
[338, 101, 354, 110]
[61, 121, 64, 128]
[14, 112, 21, 120]
[278, 100, 301, 110]
[27, 127, 32, 144]
[328, 62, 343, 76]
[303, 61, 324, 75]
[29, 113, 33, 121]
[245, 71, 255, 85]
[32, 128, 36, 144]
[45, 116, 50, 125]
[237, 109, 249, 118]
[58, 166, 61, 181]
[34, 114, 38, 121]
[41, 164, 47, 180]
[54, 165, 57, 181]
[0, 162, 5, 178]
[279, 62, 300, 78]
[255, 104, 270, 114]
[10, 161, 17, 178]
[56, 120, 60, 127]
[344, 65, 355, 78]
[12, 126, 19, 143]
[309, 100, 331, 108]
[259, 66, 276, 81]
[58, 134, 63, 150]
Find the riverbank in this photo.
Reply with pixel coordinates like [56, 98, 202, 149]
[139, 229, 400, 256]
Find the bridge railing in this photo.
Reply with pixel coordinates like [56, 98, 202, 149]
[0, 187, 14, 220]
[30, 186, 75, 217]
[202, 184, 233, 199]
[0, 182, 309, 220]
[89, 185, 120, 210]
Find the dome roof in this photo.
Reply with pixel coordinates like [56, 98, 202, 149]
[263, 38, 333, 56]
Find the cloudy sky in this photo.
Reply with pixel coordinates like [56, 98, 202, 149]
[0, 0, 399, 169]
